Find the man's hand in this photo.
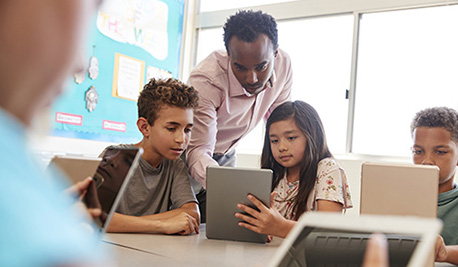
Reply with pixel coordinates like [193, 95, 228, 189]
[160, 212, 200, 235]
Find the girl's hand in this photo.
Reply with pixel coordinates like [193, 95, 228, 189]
[235, 194, 294, 238]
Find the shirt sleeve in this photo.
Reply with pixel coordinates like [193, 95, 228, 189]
[186, 73, 222, 189]
[0, 168, 108, 266]
[314, 159, 353, 209]
[170, 159, 198, 210]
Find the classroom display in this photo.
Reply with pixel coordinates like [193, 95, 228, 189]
[51, 0, 185, 143]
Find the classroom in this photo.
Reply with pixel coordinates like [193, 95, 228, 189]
[2, 0, 458, 266]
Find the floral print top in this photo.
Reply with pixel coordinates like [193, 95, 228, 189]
[273, 157, 353, 220]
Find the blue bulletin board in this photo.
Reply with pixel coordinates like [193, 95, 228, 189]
[51, 0, 185, 143]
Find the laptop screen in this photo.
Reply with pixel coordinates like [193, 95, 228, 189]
[277, 227, 419, 267]
[83, 147, 142, 231]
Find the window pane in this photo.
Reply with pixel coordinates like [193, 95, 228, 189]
[196, 27, 224, 64]
[199, 0, 297, 12]
[277, 15, 354, 154]
[353, 5, 458, 157]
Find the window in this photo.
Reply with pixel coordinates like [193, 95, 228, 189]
[199, 0, 297, 12]
[277, 15, 354, 154]
[353, 5, 458, 157]
[196, 27, 224, 65]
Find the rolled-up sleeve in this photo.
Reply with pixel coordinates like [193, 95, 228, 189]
[186, 74, 221, 188]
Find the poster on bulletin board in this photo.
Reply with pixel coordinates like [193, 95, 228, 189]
[51, 0, 184, 143]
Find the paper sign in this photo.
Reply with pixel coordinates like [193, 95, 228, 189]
[112, 53, 145, 101]
[102, 120, 127, 132]
[55, 112, 83, 126]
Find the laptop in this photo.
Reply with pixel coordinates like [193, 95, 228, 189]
[206, 166, 273, 243]
[83, 147, 143, 233]
[360, 162, 439, 218]
[269, 212, 442, 267]
[48, 155, 101, 184]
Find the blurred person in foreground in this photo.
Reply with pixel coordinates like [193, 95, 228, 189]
[0, 0, 110, 266]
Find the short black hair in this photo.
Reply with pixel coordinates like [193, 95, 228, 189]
[411, 106, 458, 143]
[223, 10, 278, 53]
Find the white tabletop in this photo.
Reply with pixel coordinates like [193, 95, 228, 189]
[103, 224, 282, 267]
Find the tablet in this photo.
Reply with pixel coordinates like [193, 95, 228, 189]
[270, 212, 442, 267]
[206, 166, 273, 243]
[83, 147, 143, 233]
[48, 155, 101, 184]
[360, 162, 439, 218]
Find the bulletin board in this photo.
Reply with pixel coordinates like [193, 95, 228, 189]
[51, 0, 185, 143]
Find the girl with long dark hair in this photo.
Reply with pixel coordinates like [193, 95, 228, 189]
[236, 101, 352, 238]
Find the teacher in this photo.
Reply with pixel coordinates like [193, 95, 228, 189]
[186, 10, 293, 222]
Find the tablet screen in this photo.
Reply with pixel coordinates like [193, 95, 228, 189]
[83, 147, 141, 230]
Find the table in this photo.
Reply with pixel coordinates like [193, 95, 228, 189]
[103, 224, 283, 266]
[103, 224, 456, 267]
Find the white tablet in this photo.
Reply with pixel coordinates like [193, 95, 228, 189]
[269, 212, 442, 267]
[48, 155, 101, 184]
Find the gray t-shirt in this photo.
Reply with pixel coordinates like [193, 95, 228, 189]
[438, 185, 458, 245]
[106, 144, 197, 216]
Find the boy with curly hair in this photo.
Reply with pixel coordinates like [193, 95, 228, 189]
[411, 107, 458, 264]
[105, 78, 200, 235]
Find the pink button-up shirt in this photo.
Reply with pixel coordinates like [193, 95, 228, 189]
[186, 49, 292, 188]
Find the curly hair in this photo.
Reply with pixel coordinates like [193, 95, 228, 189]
[138, 78, 199, 125]
[223, 10, 278, 53]
[410, 107, 458, 143]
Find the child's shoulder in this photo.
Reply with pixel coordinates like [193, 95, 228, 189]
[317, 157, 339, 168]
[99, 143, 135, 156]
[160, 158, 188, 173]
[317, 157, 343, 175]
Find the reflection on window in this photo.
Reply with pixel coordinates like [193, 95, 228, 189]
[199, 0, 297, 12]
[353, 5, 458, 157]
[278, 15, 353, 154]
